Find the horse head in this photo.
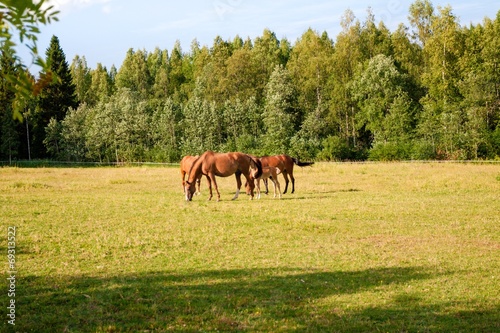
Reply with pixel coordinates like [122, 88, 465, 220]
[185, 180, 196, 201]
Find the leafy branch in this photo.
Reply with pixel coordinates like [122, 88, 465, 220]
[0, 0, 59, 120]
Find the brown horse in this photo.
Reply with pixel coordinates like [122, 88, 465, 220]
[185, 151, 262, 201]
[248, 166, 282, 199]
[259, 155, 314, 194]
[180, 155, 201, 195]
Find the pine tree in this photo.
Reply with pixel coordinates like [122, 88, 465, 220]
[0, 50, 20, 162]
[35, 35, 78, 158]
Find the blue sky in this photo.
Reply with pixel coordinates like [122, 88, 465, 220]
[23, 0, 499, 70]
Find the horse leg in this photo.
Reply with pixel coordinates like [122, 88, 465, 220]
[256, 179, 261, 199]
[232, 173, 242, 200]
[264, 178, 269, 195]
[181, 171, 186, 193]
[205, 176, 213, 201]
[282, 171, 290, 194]
[275, 178, 282, 199]
[271, 178, 280, 198]
[195, 177, 201, 195]
[209, 174, 221, 201]
[290, 172, 295, 194]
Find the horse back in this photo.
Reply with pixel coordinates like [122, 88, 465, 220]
[260, 155, 289, 173]
[210, 152, 241, 177]
[260, 166, 281, 179]
[180, 155, 199, 173]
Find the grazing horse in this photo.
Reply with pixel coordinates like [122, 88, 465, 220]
[248, 166, 282, 199]
[180, 155, 201, 195]
[259, 155, 314, 194]
[185, 151, 262, 201]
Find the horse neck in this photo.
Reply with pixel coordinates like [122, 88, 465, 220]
[187, 157, 203, 183]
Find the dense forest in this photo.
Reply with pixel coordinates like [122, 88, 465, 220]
[1, 0, 500, 162]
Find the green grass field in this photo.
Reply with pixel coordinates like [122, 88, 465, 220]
[1, 162, 499, 332]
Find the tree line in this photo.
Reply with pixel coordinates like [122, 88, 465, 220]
[1, 0, 500, 163]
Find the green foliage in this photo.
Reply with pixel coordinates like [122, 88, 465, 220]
[115, 49, 151, 99]
[149, 98, 182, 162]
[70, 55, 92, 105]
[0, 107, 19, 161]
[87, 63, 114, 105]
[289, 136, 320, 161]
[60, 105, 90, 161]
[3, 1, 500, 162]
[351, 54, 414, 145]
[287, 28, 333, 118]
[410, 139, 438, 160]
[0, 49, 19, 162]
[262, 65, 297, 155]
[33, 35, 78, 158]
[318, 136, 353, 161]
[0, 0, 59, 120]
[368, 141, 412, 161]
[490, 125, 500, 158]
[43, 117, 62, 158]
[222, 97, 262, 153]
[181, 94, 221, 156]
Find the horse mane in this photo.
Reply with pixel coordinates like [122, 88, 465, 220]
[186, 154, 203, 184]
[248, 155, 262, 179]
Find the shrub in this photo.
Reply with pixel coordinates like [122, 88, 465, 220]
[410, 140, 437, 160]
[318, 136, 352, 161]
[368, 141, 412, 161]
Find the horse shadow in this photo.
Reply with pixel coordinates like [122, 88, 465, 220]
[264, 188, 361, 200]
[15, 266, 499, 332]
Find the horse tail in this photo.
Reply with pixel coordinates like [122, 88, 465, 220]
[292, 157, 314, 167]
[249, 155, 263, 179]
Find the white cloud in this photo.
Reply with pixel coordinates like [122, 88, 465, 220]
[102, 4, 112, 14]
[44, 0, 112, 15]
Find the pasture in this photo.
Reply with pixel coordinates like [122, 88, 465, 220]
[1, 162, 499, 332]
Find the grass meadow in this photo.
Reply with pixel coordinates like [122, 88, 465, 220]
[1, 162, 499, 332]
